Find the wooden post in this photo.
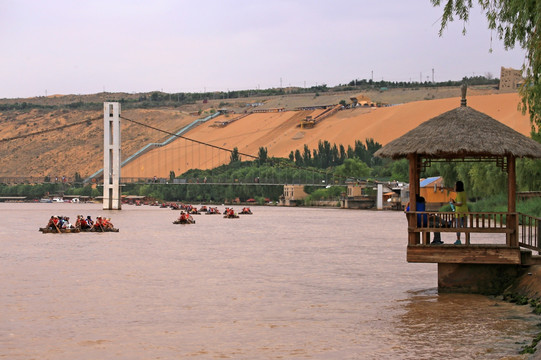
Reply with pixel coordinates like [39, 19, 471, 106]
[507, 155, 517, 247]
[408, 154, 420, 245]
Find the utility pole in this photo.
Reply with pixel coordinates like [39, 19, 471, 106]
[432, 68, 435, 83]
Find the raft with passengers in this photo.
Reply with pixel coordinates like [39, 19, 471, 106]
[204, 207, 221, 215]
[39, 215, 119, 233]
[173, 211, 195, 224]
[239, 207, 252, 215]
[223, 208, 240, 219]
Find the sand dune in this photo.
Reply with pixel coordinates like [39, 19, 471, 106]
[122, 93, 531, 178]
[0, 108, 202, 178]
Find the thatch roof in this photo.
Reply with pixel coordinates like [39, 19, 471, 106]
[375, 105, 541, 159]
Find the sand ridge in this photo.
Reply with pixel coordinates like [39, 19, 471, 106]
[121, 92, 532, 178]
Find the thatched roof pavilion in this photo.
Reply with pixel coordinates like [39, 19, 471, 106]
[374, 87, 541, 291]
[375, 87, 541, 265]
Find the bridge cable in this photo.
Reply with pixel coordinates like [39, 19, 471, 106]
[120, 115, 258, 160]
[0, 116, 102, 143]
[120, 115, 344, 182]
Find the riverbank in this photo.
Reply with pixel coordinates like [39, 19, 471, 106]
[504, 265, 541, 357]
[507, 266, 541, 301]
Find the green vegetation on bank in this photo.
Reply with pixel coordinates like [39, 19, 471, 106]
[419, 159, 541, 199]
[0, 182, 100, 199]
[439, 194, 541, 218]
[1, 138, 540, 216]
[288, 139, 382, 169]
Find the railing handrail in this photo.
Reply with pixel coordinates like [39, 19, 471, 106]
[518, 212, 541, 253]
[408, 211, 511, 230]
[406, 211, 541, 252]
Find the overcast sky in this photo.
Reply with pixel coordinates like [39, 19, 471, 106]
[1, 0, 526, 99]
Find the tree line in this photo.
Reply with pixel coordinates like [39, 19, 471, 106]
[0, 74, 499, 112]
[1, 139, 539, 208]
[341, 75, 498, 91]
[288, 139, 382, 169]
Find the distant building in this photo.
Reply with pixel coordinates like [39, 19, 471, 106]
[281, 184, 307, 206]
[341, 181, 376, 209]
[500, 66, 523, 90]
[418, 176, 454, 210]
[347, 181, 365, 198]
[399, 177, 454, 211]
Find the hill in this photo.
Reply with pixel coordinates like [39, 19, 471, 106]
[0, 86, 529, 180]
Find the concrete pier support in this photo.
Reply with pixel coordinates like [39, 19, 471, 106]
[103, 102, 121, 210]
[376, 183, 383, 210]
[438, 263, 521, 295]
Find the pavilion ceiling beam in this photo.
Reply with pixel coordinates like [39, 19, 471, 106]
[421, 156, 509, 172]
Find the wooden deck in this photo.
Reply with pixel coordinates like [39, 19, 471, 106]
[407, 244, 521, 264]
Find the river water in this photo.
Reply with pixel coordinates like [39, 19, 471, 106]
[1, 203, 539, 359]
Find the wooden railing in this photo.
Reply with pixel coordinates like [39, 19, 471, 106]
[408, 211, 541, 252]
[407, 211, 515, 246]
[518, 213, 541, 253]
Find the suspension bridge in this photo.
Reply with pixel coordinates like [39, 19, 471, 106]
[0, 103, 346, 189]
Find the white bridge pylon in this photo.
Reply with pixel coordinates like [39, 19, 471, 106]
[103, 102, 122, 210]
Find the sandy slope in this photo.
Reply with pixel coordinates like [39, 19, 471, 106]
[0, 108, 201, 178]
[122, 92, 532, 178]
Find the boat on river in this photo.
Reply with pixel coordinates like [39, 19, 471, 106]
[204, 207, 221, 215]
[40, 215, 119, 233]
[223, 208, 239, 218]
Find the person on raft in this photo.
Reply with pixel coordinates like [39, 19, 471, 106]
[93, 216, 105, 230]
[102, 217, 114, 229]
[75, 215, 85, 229]
[91, 216, 115, 230]
[178, 211, 194, 223]
[46, 216, 58, 229]
[61, 216, 73, 229]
